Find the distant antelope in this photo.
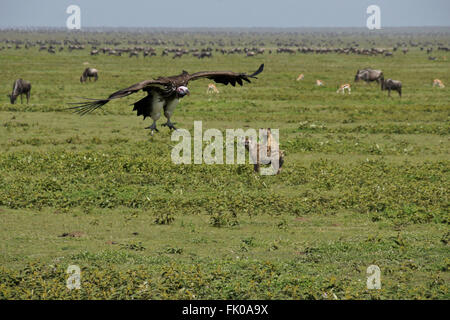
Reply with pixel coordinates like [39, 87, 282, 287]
[206, 83, 219, 94]
[8, 79, 31, 104]
[80, 68, 98, 83]
[296, 74, 304, 81]
[316, 80, 324, 86]
[433, 79, 445, 88]
[336, 83, 351, 94]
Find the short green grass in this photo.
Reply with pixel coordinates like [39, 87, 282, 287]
[0, 30, 448, 299]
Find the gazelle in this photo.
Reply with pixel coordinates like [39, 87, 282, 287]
[296, 73, 304, 81]
[206, 83, 220, 94]
[316, 80, 324, 86]
[433, 79, 445, 88]
[336, 83, 351, 94]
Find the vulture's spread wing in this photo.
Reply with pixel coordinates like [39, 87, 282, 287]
[187, 64, 264, 87]
[68, 79, 172, 115]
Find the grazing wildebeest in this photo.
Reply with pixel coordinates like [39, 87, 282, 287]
[354, 69, 384, 84]
[382, 79, 402, 97]
[8, 79, 31, 104]
[80, 68, 98, 83]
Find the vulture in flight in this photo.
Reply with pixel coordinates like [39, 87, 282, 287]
[69, 64, 264, 134]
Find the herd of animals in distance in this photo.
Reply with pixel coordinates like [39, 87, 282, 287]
[5, 34, 448, 107]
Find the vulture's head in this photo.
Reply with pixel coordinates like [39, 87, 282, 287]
[176, 86, 190, 98]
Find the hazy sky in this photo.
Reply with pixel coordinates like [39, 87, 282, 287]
[0, 0, 449, 28]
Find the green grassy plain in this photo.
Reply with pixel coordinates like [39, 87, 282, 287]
[0, 30, 449, 299]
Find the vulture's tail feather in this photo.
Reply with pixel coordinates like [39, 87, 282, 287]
[67, 98, 110, 116]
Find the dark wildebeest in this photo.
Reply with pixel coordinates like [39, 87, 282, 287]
[143, 50, 156, 58]
[80, 68, 98, 83]
[8, 79, 31, 104]
[354, 69, 384, 84]
[382, 79, 402, 97]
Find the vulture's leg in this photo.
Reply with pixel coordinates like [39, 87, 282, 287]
[145, 121, 159, 136]
[141, 93, 164, 136]
[162, 98, 179, 130]
[161, 120, 177, 131]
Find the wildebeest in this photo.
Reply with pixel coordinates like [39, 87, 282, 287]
[355, 69, 384, 84]
[197, 52, 212, 59]
[129, 51, 139, 58]
[382, 79, 402, 97]
[80, 68, 98, 83]
[143, 50, 156, 58]
[8, 79, 31, 104]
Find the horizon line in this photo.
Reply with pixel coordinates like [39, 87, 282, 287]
[1, 26, 450, 30]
